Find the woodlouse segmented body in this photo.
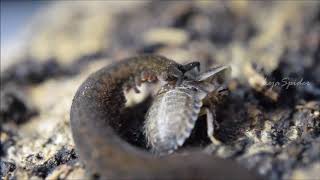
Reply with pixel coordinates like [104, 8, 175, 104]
[145, 65, 230, 155]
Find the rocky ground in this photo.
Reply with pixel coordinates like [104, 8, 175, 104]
[1, 1, 319, 180]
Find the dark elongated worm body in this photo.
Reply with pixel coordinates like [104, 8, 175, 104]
[70, 55, 260, 179]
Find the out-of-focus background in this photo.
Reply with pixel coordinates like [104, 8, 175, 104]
[1, 1, 319, 180]
[1, 0, 47, 44]
[1, 1, 48, 66]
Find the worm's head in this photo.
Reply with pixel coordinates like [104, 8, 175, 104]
[179, 62, 200, 74]
[160, 62, 200, 85]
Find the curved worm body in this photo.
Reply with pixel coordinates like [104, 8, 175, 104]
[70, 55, 260, 179]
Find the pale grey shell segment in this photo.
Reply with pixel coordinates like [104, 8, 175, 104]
[144, 83, 207, 154]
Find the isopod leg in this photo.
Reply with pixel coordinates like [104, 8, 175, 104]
[205, 107, 221, 145]
[216, 85, 228, 96]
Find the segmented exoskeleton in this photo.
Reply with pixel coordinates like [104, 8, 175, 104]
[145, 64, 230, 155]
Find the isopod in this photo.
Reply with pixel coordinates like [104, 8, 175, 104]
[144, 63, 231, 155]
